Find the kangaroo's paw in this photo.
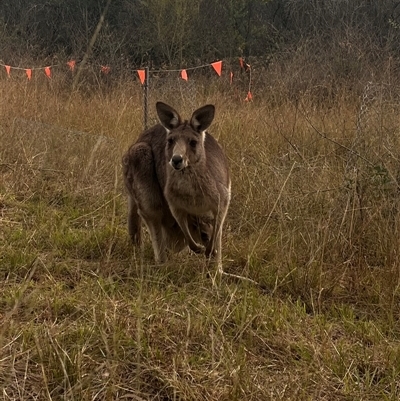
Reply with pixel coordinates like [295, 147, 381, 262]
[189, 242, 205, 254]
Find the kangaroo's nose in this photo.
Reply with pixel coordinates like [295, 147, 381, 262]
[171, 155, 183, 169]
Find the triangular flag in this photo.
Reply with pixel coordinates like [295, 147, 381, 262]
[67, 60, 76, 71]
[44, 66, 51, 78]
[181, 69, 188, 81]
[137, 69, 145, 85]
[211, 61, 222, 76]
[230, 71, 233, 84]
[26, 69, 32, 80]
[5, 65, 10, 77]
[245, 91, 253, 102]
[101, 66, 111, 74]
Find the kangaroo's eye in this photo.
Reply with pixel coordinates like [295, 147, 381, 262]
[167, 138, 174, 146]
[189, 140, 197, 148]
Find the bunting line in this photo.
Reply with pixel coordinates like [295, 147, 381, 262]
[0, 57, 253, 100]
[149, 62, 217, 73]
[0, 63, 62, 71]
[0, 60, 224, 74]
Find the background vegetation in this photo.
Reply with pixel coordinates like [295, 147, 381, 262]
[1, 1, 400, 400]
[2, 0, 400, 71]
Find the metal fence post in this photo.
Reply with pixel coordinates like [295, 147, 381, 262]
[143, 66, 149, 130]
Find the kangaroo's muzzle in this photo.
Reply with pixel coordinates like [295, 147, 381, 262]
[170, 154, 186, 170]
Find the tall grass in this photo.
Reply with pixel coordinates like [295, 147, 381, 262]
[1, 71, 400, 400]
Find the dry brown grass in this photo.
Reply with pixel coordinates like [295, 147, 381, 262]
[1, 72, 400, 400]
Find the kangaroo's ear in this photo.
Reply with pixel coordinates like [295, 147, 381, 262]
[156, 102, 181, 130]
[190, 105, 215, 133]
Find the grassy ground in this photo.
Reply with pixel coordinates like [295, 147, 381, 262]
[1, 75, 400, 400]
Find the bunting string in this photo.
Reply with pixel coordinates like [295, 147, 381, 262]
[0, 63, 61, 71]
[0, 57, 252, 100]
[150, 62, 215, 73]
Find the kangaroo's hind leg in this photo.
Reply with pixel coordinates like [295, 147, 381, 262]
[122, 142, 166, 262]
[123, 152, 142, 246]
[127, 195, 142, 246]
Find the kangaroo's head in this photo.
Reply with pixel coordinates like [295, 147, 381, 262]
[156, 102, 215, 171]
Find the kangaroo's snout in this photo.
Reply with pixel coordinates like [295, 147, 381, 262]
[170, 154, 185, 170]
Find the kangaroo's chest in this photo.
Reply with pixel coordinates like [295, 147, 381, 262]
[165, 170, 215, 213]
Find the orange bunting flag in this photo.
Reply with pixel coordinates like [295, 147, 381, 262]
[230, 71, 233, 84]
[101, 66, 111, 74]
[44, 66, 51, 78]
[211, 61, 222, 76]
[26, 69, 32, 80]
[5, 65, 11, 77]
[67, 60, 76, 71]
[245, 91, 253, 102]
[137, 69, 146, 85]
[181, 69, 188, 81]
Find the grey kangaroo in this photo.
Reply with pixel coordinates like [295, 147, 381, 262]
[122, 102, 230, 266]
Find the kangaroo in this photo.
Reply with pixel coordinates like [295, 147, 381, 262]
[122, 102, 230, 266]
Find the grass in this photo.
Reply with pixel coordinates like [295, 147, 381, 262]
[1, 73, 400, 400]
